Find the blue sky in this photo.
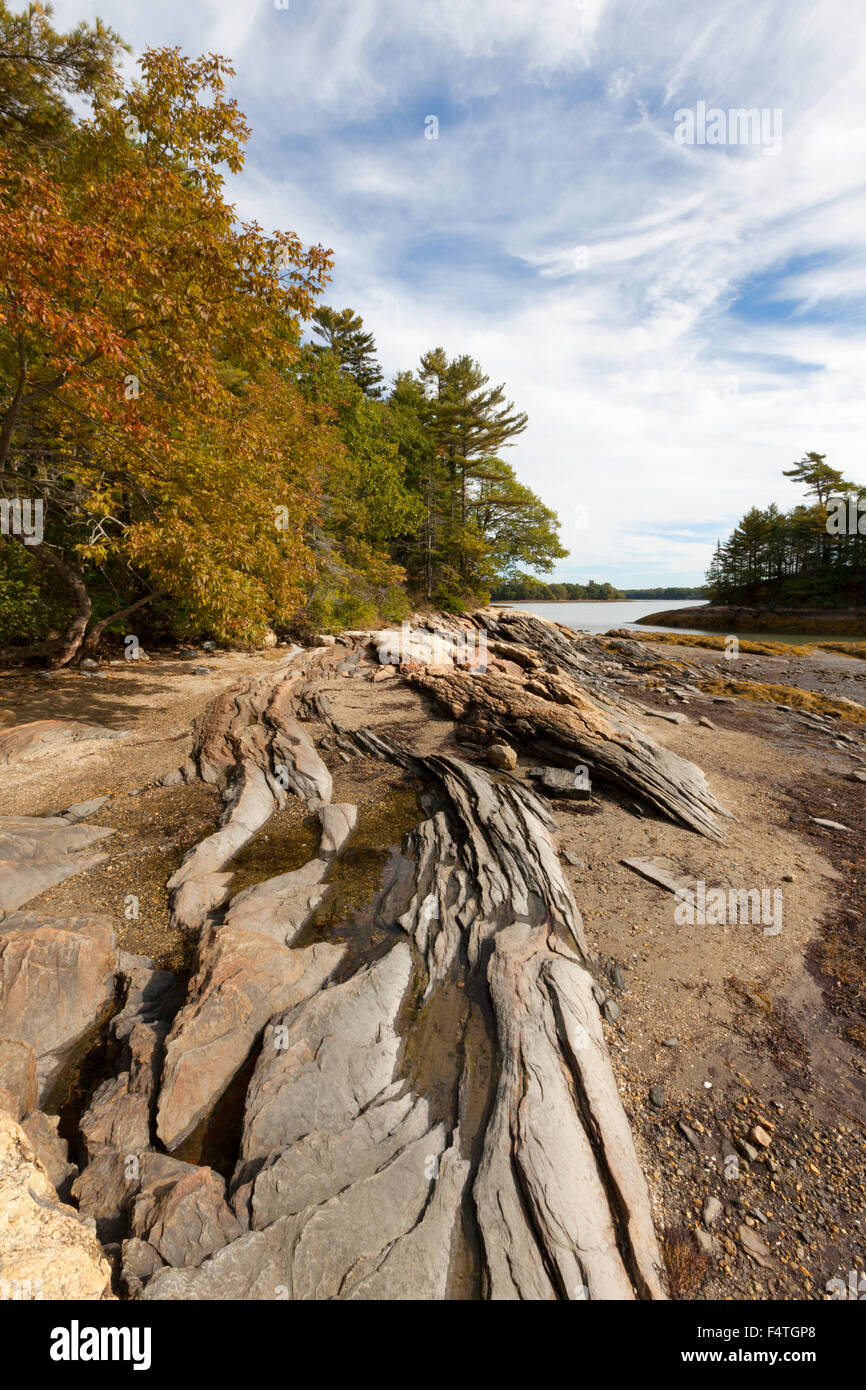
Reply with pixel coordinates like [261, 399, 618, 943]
[50, 0, 866, 586]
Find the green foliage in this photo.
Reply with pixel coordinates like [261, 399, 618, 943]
[708, 455, 866, 607]
[492, 573, 625, 601]
[0, 1, 126, 149]
[311, 305, 383, 397]
[622, 586, 706, 600]
[0, 540, 69, 642]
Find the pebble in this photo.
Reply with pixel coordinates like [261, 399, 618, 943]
[649, 1084, 665, 1108]
[703, 1196, 723, 1228]
[486, 743, 517, 771]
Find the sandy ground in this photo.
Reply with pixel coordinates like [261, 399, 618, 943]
[2, 638, 864, 1299]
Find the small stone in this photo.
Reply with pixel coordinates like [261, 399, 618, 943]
[703, 1196, 723, 1228]
[562, 851, 585, 868]
[486, 743, 517, 771]
[810, 817, 849, 832]
[749, 1124, 772, 1149]
[662, 1037, 679, 1048]
[62, 796, 111, 823]
[694, 1229, 718, 1257]
[678, 1121, 704, 1154]
[192, 666, 211, 676]
[603, 998, 621, 1025]
[698, 717, 715, 729]
[736, 1138, 759, 1162]
[739, 1223, 777, 1270]
[649, 1084, 665, 1108]
[540, 766, 591, 800]
[79, 658, 99, 670]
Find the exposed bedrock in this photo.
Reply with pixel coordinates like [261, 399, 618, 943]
[23, 613, 687, 1299]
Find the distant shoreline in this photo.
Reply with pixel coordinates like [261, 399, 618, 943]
[490, 598, 707, 605]
[636, 603, 866, 637]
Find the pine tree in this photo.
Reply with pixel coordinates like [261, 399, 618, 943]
[311, 306, 384, 397]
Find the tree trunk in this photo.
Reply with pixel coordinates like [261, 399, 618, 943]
[80, 589, 167, 657]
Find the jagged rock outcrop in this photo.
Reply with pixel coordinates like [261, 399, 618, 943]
[0, 912, 117, 1102]
[80, 955, 180, 1161]
[20, 1111, 77, 1201]
[156, 928, 344, 1152]
[24, 610, 699, 1300]
[405, 664, 728, 840]
[143, 946, 453, 1302]
[0, 1037, 38, 1119]
[0, 1111, 113, 1300]
[235, 942, 416, 1186]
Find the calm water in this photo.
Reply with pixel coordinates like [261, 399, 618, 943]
[496, 599, 710, 636]
[497, 600, 856, 646]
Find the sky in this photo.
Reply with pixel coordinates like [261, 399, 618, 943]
[50, 0, 866, 587]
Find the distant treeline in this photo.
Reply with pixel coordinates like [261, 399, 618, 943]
[708, 453, 866, 608]
[622, 587, 706, 600]
[491, 575, 624, 600]
[491, 576, 706, 602]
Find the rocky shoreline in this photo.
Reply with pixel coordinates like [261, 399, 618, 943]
[1, 611, 864, 1301]
[638, 604, 866, 637]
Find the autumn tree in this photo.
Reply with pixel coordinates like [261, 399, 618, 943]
[0, 10, 333, 663]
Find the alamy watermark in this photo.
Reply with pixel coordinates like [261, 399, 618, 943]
[1, 497, 44, 545]
[826, 499, 866, 536]
[674, 101, 782, 155]
[380, 621, 488, 671]
[674, 881, 783, 936]
[826, 1268, 866, 1300]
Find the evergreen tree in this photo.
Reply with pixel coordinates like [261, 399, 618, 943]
[311, 306, 384, 397]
